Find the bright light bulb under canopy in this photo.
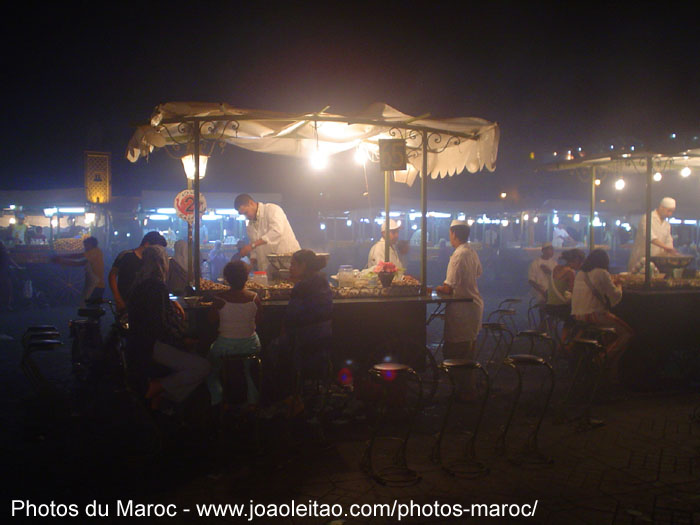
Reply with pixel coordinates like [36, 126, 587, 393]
[182, 154, 208, 180]
[310, 150, 328, 170]
[595, 179, 601, 186]
[500, 192, 507, 199]
[615, 178, 625, 191]
[354, 147, 366, 165]
[681, 166, 691, 177]
[653, 172, 662, 182]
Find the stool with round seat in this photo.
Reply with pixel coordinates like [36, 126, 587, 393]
[557, 330, 611, 429]
[515, 330, 556, 363]
[360, 362, 423, 486]
[21, 330, 62, 395]
[431, 359, 490, 478]
[487, 308, 518, 334]
[477, 322, 513, 382]
[496, 354, 555, 465]
[497, 298, 522, 310]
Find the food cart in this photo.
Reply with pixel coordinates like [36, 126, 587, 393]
[545, 149, 700, 387]
[126, 102, 498, 374]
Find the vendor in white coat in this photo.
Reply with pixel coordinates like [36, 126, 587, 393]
[435, 220, 484, 361]
[627, 197, 679, 272]
[234, 194, 301, 274]
[367, 219, 402, 269]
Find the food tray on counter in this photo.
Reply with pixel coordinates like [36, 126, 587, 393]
[616, 274, 700, 290]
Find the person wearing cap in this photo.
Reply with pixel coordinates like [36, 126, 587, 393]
[544, 248, 586, 337]
[234, 194, 300, 274]
[10, 213, 28, 244]
[628, 197, 679, 272]
[435, 220, 484, 363]
[109, 231, 168, 313]
[367, 218, 402, 269]
[528, 242, 557, 302]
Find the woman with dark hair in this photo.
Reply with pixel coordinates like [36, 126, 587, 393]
[127, 245, 210, 408]
[267, 249, 333, 416]
[571, 249, 633, 384]
[206, 261, 262, 409]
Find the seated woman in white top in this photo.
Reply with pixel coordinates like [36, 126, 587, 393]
[206, 261, 262, 408]
[571, 249, 633, 384]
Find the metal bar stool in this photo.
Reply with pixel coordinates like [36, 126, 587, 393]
[526, 297, 546, 330]
[21, 328, 62, 395]
[477, 322, 513, 381]
[497, 298, 522, 310]
[557, 338, 607, 430]
[220, 353, 263, 410]
[431, 359, 490, 478]
[487, 308, 518, 334]
[496, 354, 555, 465]
[515, 330, 556, 363]
[360, 362, 423, 486]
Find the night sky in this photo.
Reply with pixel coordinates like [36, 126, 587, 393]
[3, 3, 698, 208]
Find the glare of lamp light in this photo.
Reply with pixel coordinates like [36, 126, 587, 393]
[553, 215, 560, 225]
[616, 220, 621, 226]
[354, 147, 366, 165]
[310, 150, 328, 170]
[9, 205, 15, 210]
[44, 207, 57, 217]
[320, 223, 326, 231]
[501, 220, 509, 227]
[523, 214, 529, 221]
[533, 217, 539, 223]
[573, 214, 580, 222]
[84, 212, 96, 224]
[500, 192, 507, 199]
[467, 219, 475, 226]
[615, 178, 625, 191]
[346, 219, 352, 227]
[51, 218, 58, 227]
[114, 231, 119, 236]
[411, 224, 418, 230]
[681, 166, 691, 177]
[653, 172, 662, 182]
[181, 154, 209, 180]
[126, 233, 131, 238]
[595, 179, 601, 186]
[9, 217, 16, 225]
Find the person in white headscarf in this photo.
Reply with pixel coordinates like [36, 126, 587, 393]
[628, 197, 679, 272]
[167, 239, 189, 294]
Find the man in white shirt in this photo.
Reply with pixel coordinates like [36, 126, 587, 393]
[435, 220, 484, 361]
[235, 194, 301, 274]
[367, 219, 402, 269]
[552, 225, 574, 248]
[627, 197, 679, 271]
[528, 242, 557, 303]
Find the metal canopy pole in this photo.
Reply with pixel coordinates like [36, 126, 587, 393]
[420, 131, 428, 294]
[193, 123, 201, 293]
[590, 166, 596, 252]
[384, 170, 391, 262]
[644, 157, 653, 288]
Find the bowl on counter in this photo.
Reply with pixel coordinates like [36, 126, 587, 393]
[183, 296, 202, 307]
[650, 255, 694, 276]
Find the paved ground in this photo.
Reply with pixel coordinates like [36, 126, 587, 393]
[3, 299, 700, 524]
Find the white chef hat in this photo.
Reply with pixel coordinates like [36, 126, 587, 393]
[380, 218, 402, 232]
[450, 219, 469, 228]
[660, 197, 676, 209]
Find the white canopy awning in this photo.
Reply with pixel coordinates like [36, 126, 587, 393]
[127, 102, 499, 186]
